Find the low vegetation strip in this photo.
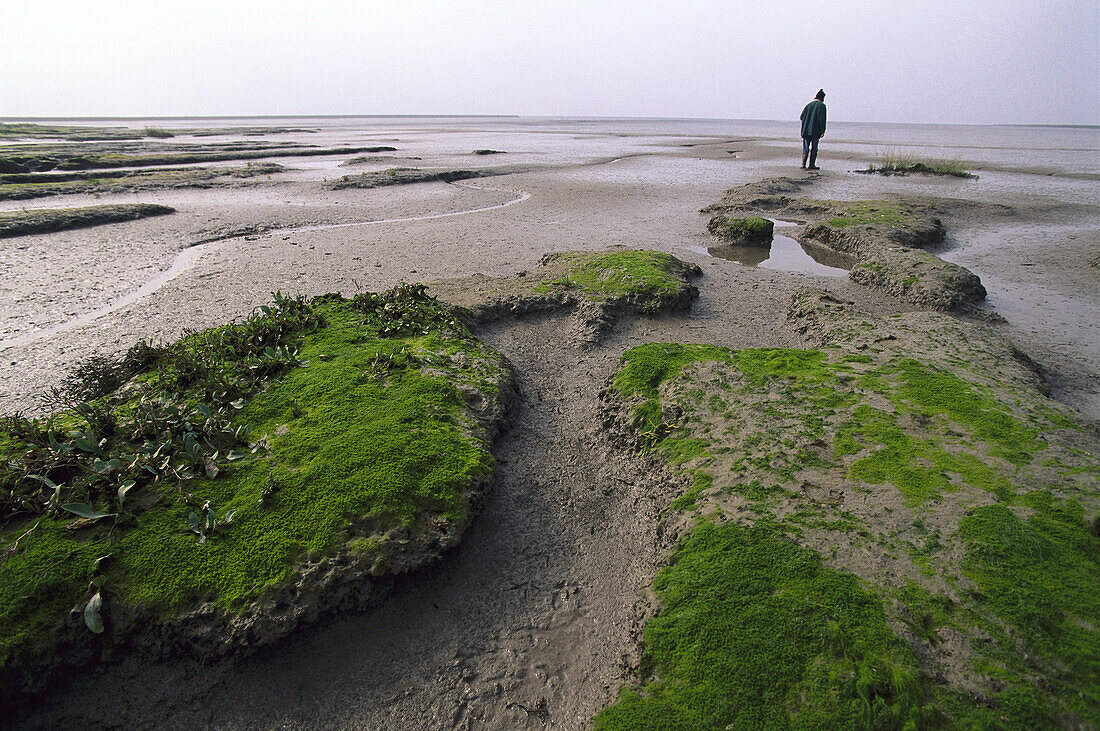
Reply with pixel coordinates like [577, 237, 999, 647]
[0, 123, 311, 141]
[0, 203, 175, 238]
[328, 167, 490, 189]
[0, 123, 152, 142]
[0, 145, 399, 174]
[595, 292, 1099, 727]
[0, 163, 282, 201]
[0, 285, 515, 706]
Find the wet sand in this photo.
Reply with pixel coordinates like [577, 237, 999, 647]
[2, 119, 1095, 418]
[3, 118, 1098, 728]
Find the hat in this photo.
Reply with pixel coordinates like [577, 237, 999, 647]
[815, 89, 826, 100]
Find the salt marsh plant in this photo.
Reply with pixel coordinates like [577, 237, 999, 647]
[865, 148, 976, 178]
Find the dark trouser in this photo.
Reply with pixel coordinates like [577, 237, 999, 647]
[802, 135, 820, 167]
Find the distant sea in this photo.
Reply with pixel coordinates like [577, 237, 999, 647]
[13, 115, 1099, 176]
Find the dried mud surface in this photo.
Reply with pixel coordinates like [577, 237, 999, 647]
[4, 119, 1098, 728]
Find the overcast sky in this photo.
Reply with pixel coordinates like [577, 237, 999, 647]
[2, 0, 1097, 125]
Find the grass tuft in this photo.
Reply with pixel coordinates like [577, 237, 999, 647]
[864, 148, 976, 179]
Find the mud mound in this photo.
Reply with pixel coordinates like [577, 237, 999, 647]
[596, 290, 1099, 727]
[0, 163, 284, 201]
[705, 214, 773, 246]
[701, 175, 818, 212]
[328, 167, 491, 189]
[431, 248, 702, 347]
[0, 204, 175, 238]
[0, 289, 516, 711]
[703, 177, 986, 311]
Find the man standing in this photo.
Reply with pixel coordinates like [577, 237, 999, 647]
[800, 90, 827, 170]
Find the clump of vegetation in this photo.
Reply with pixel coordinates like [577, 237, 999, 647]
[0, 163, 283, 201]
[142, 127, 175, 139]
[862, 149, 976, 179]
[0, 203, 175, 238]
[594, 521, 934, 729]
[0, 144, 392, 174]
[473, 149, 504, 155]
[0, 123, 145, 142]
[826, 201, 910, 229]
[0, 286, 513, 699]
[706, 215, 773, 246]
[328, 167, 488, 189]
[598, 304, 1099, 726]
[535, 251, 697, 303]
[0, 291, 321, 523]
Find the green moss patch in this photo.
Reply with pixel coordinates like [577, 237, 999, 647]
[827, 202, 909, 229]
[956, 494, 1100, 726]
[426, 250, 701, 347]
[534, 250, 696, 303]
[599, 294, 1099, 725]
[0, 285, 513, 691]
[593, 522, 932, 730]
[612, 343, 1036, 506]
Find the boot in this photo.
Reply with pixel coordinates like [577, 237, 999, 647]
[808, 150, 819, 170]
[800, 153, 807, 169]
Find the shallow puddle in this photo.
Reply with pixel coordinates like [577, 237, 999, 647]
[705, 220, 854, 277]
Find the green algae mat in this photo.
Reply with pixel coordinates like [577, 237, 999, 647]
[0, 285, 514, 700]
[596, 291, 1099, 729]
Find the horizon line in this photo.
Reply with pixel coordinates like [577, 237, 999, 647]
[1, 114, 1096, 129]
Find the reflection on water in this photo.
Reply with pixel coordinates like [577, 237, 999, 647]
[708, 222, 854, 278]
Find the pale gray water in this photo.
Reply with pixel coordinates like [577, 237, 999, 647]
[24, 115, 1100, 172]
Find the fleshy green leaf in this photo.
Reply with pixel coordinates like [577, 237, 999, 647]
[84, 592, 105, 633]
[117, 480, 136, 510]
[61, 503, 114, 520]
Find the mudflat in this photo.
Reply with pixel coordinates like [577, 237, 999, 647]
[2, 117, 1097, 728]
